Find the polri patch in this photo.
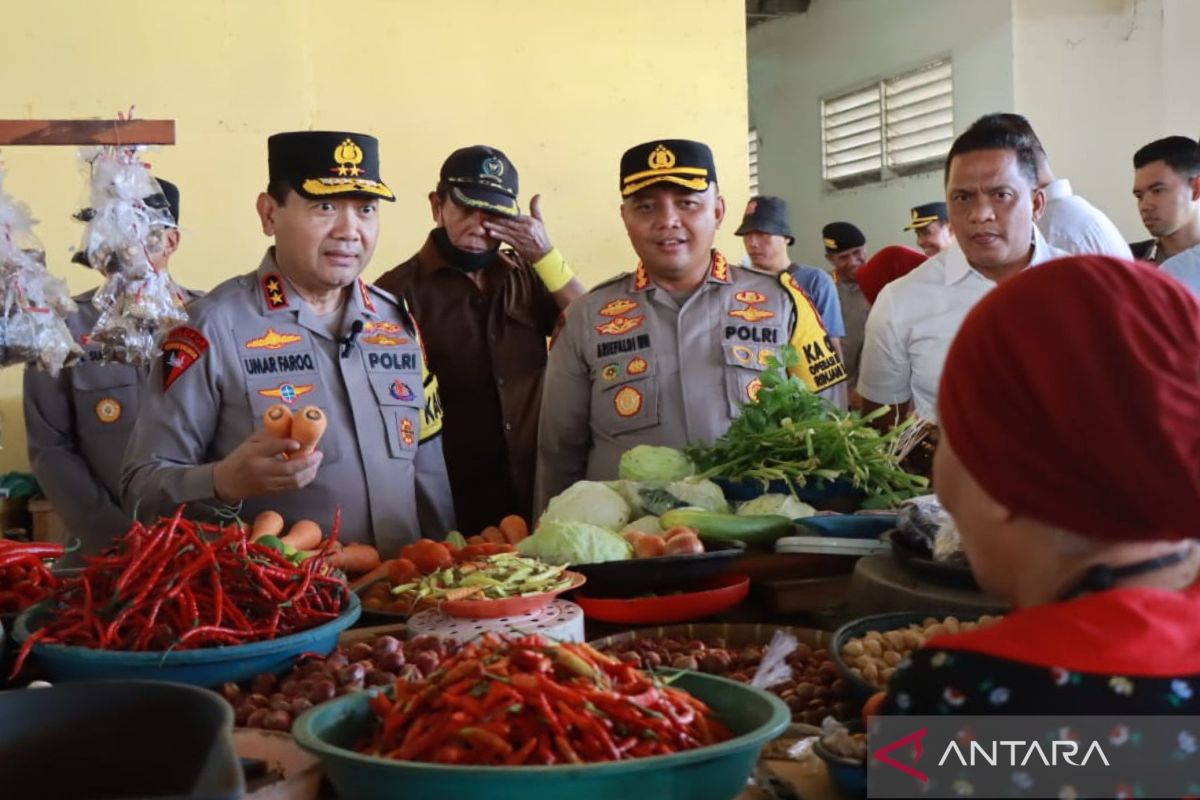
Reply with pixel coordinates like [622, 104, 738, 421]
[162, 326, 210, 390]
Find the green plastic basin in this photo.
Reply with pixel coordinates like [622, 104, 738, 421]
[293, 670, 790, 800]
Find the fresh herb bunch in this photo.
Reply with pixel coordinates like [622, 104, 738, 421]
[684, 347, 928, 505]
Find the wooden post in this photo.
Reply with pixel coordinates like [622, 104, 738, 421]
[0, 120, 174, 146]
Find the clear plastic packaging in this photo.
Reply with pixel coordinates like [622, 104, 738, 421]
[0, 167, 81, 376]
[750, 628, 799, 690]
[72, 146, 186, 365]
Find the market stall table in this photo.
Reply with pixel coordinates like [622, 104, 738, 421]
[847, 554, 1008, 618]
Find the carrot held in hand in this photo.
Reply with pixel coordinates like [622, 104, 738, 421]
[293, 406, 327, 455]
[263, 404, 293, 438]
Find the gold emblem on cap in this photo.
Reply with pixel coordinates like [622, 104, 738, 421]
[648, 144, 676, 171]
[334, 138, 364, 177]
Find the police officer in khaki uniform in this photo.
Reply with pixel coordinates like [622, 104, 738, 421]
[25, 179, 196, 557]
[122, 132, 455, 556]
[535, 139, 847, 511]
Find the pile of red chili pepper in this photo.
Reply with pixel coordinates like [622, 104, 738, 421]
[0, 539, 63, 614]
[10, 506, 349, 677]
[360, 633, 731, 766]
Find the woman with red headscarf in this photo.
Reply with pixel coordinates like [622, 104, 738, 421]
[882, 255, 1200, 716]
[855, 245, 927, 305]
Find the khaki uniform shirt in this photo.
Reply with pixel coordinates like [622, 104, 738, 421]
[836, 279, 870, 387]
[23, 286, 198, 556]
[121, 249, 455, 557]
[535, 251, 847, 512]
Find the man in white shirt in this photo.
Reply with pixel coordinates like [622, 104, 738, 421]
[858, 115, 1069, 425]
[1131, 136, 1200, 268]
[986, 113, 1130, 259]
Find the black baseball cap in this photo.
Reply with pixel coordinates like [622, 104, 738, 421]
[822, 221, 866, 253]
[439, 145, 519, 217]
[620, 139, 717, 197]
[144, 177, 180, 226]
[903, 201, 949, 231]
[735, 195, 794, 244]
[267, 131, 394, 201]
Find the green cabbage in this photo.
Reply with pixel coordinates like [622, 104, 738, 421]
[623, 515, 663, 535]
[737, 493, 817, 519]
[665, 478, 729, 513]
[542, 480, 631, 531]
[604, 480, 646, 517]
[618, 445, 694, 483]
[517, 519, 634, 565]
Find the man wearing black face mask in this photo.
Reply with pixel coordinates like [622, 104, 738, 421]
[375, 146, 583, 534]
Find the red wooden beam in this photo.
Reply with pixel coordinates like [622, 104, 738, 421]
[0, 119, 175, 146]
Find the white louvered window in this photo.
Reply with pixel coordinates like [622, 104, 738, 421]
[822, 58, 953, 188]
[748, 128, 761, 195]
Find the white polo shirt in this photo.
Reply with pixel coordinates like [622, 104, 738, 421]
[857, 229, 1068, 422]
[1037, 178, 1132, 259]
[1161, 243, 1200, 298]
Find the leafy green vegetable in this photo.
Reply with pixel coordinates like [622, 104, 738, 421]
[637, 488, 687, 517]
[737, 493, 816, 518]
[623, 515, 663, 534]
[618, 445, 694, 483]
[685, 347, 928, 505]
[664, 478, 729, 512]
[516, 519, 634, 565]
[542, 480, 631, 531]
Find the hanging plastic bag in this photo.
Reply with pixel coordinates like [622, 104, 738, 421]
[0, 166, 80, 376]
[71, 145, 186, 364]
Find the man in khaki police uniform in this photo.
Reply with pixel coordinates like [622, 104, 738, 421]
[122, 132, 455, 556]
[25, 180, 196, 557]
[535, 139, 847, 511]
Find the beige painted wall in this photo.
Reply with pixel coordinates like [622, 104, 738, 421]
[0, 0, 750, 472]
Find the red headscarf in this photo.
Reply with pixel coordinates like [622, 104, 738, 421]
[939, 256, 1200, 542]
[856, 245, 927, 304]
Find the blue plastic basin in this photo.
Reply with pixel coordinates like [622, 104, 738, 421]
[11, 592, 360, 687]
[293, 670, 790, 800]
[795, 514, 898, 540]
[713, 477, 865, 512]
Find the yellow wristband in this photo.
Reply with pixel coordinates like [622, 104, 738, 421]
[532, 248, 575, 293]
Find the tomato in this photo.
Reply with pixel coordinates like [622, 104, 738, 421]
[460, 544, 487, 561]
[386, 558, 420, 585]
[861, 690, 888, 728]
[410, 540, 453, 574]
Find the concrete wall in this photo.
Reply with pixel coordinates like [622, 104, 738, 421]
[747, 0, 1015, 265]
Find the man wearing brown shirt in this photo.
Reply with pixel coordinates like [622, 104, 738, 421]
[376, 146, 583, 533]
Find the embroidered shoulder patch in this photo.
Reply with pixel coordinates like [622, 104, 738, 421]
[162, 326, 210, 390]
[262, 273, 288, 310]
